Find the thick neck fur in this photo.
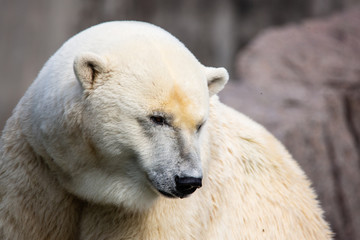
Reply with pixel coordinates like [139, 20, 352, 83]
[0, 115, 83, 240]
[78, 188, 213, 240]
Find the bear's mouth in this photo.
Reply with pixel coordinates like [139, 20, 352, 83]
[158, 190, 177, 198]
[158, 187, 199, 199]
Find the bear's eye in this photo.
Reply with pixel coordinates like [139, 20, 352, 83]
[196, 121, 206, 133]
[197, 123, 203, 132]
[150, 116, 167, 126]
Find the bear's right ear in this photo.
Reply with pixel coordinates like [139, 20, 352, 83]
[73, 52, 107, 90]
[205, 67, 229, 96]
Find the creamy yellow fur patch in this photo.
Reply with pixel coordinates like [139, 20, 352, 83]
[162, 84, 199, 130]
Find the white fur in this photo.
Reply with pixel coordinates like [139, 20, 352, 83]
[0, 21, 331, 239]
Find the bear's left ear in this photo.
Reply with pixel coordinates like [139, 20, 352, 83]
[205, 67, 229, 96]
[74, 52, 108, 90]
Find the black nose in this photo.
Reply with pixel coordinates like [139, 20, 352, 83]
[175, 176, 202, 197]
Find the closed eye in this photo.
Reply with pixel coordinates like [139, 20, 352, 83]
[150, 115, 167, 126]
[196, 121, 206, 133]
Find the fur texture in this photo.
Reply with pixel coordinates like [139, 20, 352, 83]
[0, 21, 331, 239]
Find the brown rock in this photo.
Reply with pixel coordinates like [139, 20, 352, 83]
[222, 7, 360, 240]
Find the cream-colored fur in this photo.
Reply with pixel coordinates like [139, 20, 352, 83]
[0, 21, 331, 239]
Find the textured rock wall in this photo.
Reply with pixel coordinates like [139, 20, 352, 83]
[221, 7, 360, 240]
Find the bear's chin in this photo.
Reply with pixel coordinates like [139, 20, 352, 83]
[63, 169, 159, 212]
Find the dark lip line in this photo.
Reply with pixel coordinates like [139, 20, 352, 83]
[160, 189, 195, 199]
[158, 190, 178, 198]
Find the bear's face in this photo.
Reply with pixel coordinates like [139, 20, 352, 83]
[68, 34, 228, 211]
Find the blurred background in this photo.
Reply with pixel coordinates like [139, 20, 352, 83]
[1, 0, 359, 239]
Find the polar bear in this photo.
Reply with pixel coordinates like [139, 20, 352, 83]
[0, 21, 331, 239]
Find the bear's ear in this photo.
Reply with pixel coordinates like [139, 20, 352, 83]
[205, 67, 229, 96]
[74, 52, 108, 90]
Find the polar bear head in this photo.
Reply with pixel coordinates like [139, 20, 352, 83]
[24, 22, 228, 211]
